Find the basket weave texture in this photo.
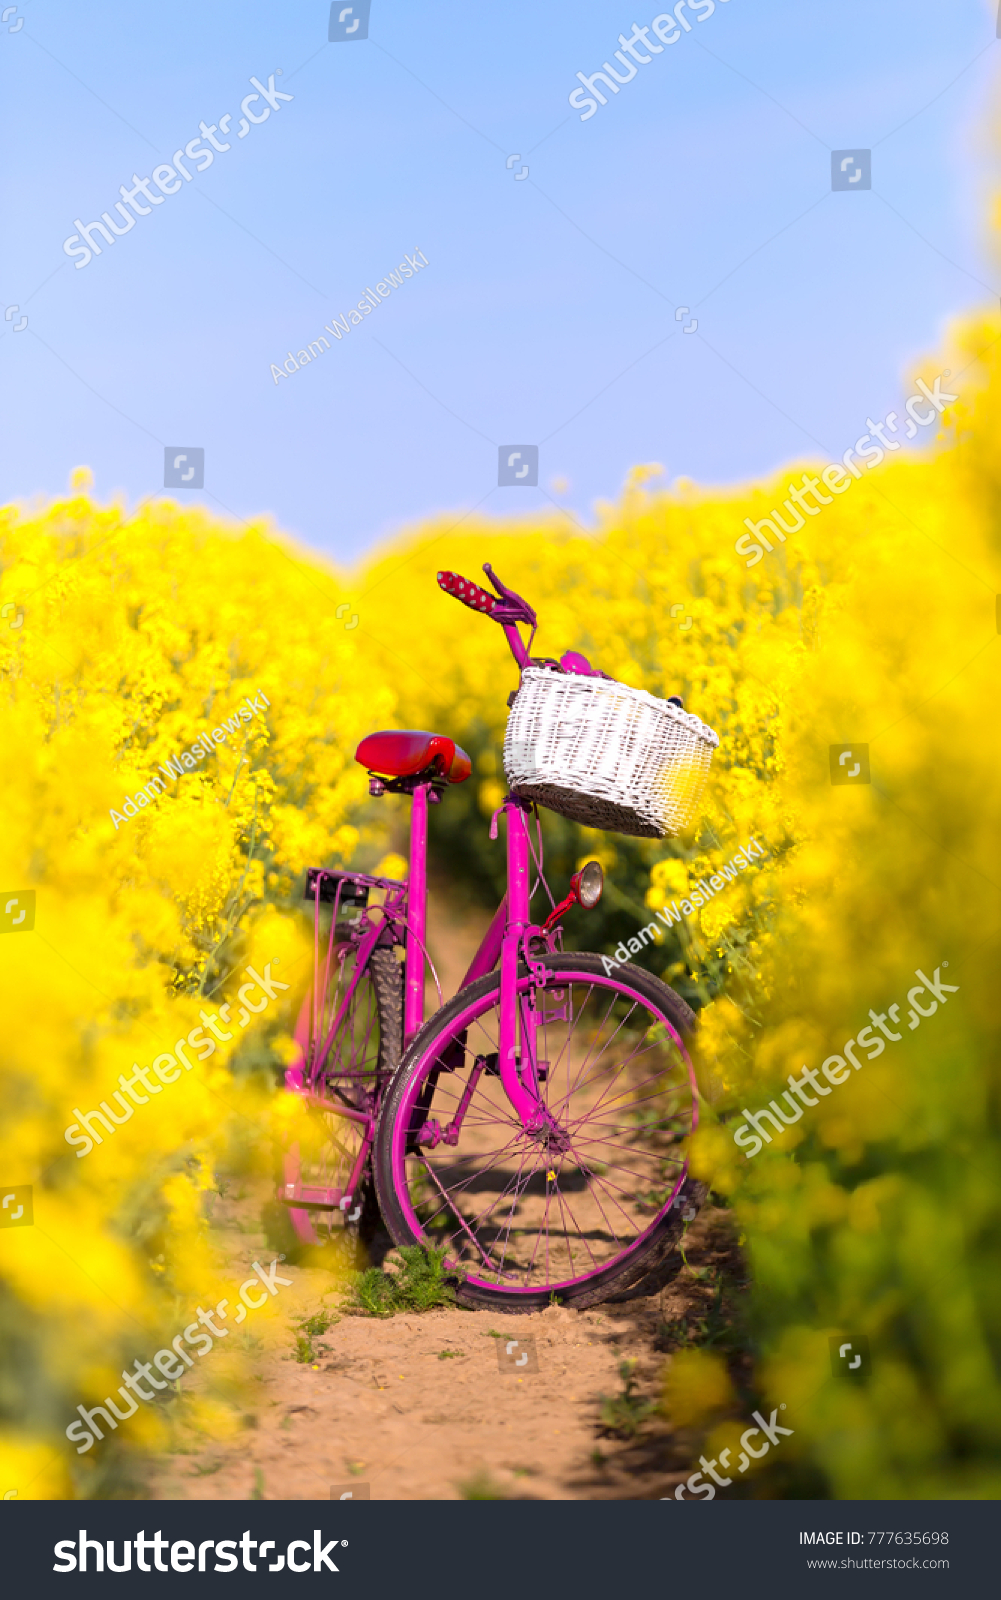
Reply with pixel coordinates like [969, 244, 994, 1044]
[503, 667, 719, 839]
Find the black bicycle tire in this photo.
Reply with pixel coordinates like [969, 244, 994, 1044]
[341, 928, 404, 1243]
[311, 921, 405, 1080]
[276, 924, 404, 1249]
[374, 952, 706, 1311]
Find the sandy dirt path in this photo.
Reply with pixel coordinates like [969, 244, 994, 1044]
[146, 1183, 740, 1502]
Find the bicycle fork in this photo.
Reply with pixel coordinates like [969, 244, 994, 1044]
[496, 798, 552, 1134]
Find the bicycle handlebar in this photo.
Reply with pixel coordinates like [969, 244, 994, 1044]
[481, 563, 537, 628]
[437, 564, 538, 668]
[436, 570, 500, 616]
[436, 565, 537, 627]
[436, 563, 684, 701]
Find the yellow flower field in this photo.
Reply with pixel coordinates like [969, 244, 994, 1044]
[2, 306, 1000, 1496]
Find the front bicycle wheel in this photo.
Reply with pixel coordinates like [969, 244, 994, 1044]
[279, 927, 403, 1252]
[374, 953, 704, 1310]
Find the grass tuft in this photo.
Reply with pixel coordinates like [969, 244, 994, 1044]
[292, 1306, 340, 1363]
[457, 1469, 508, 1500]
[597, 1359, 655, 1438]
[343, 1244, 459, 1318]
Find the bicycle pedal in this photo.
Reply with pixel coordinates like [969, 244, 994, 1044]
[434, 1035, 466, 1072]
[476, 1052, 547, 1080]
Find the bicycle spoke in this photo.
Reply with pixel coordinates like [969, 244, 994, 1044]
[562, 986, 623, 1101]
[575, 1167, 628, 1257]
[566, 1088, 686, 1139]
[445, 1142, 541, 1282]
[428, 1126, 526, 1199]
[524, 1179, 556, 1282]
[418, 1157, 499, 1273]
[552, 1185, 580, 1280]
[580, 1162, 662, 1220]
[550, 1026, 675, 1110]
[564, 1064, 678, 1128]
[566, 1145, 681, 1184]
[552, 1179, 600, 1272]
[458, 1144, 542, 1242]
[483, 1145, 539, 1282]
[545, 1030, 657, 1122]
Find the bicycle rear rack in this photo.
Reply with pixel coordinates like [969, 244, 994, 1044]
[303, 867, 406, 908]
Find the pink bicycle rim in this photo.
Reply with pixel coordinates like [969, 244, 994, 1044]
[389, 967, 697, 1295]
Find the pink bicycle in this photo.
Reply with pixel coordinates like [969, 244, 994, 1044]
[278, 564, 708, 1310]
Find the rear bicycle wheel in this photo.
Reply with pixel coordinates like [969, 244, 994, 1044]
[279, 926, 403, 1255]
[374, 953, 705, 1310]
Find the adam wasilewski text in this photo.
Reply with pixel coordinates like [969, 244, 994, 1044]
[109, 689, 269, 829]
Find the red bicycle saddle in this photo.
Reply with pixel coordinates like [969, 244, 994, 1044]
[355, 730, 472, 784]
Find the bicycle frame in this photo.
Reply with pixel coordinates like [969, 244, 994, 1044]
[404, 784, 548, 1128]
[299, 790, 551, 1126]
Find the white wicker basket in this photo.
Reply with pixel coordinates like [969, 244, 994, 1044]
[503, 667, 719, 838]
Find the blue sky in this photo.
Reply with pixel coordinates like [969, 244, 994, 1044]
[2, 0, 999, 562]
